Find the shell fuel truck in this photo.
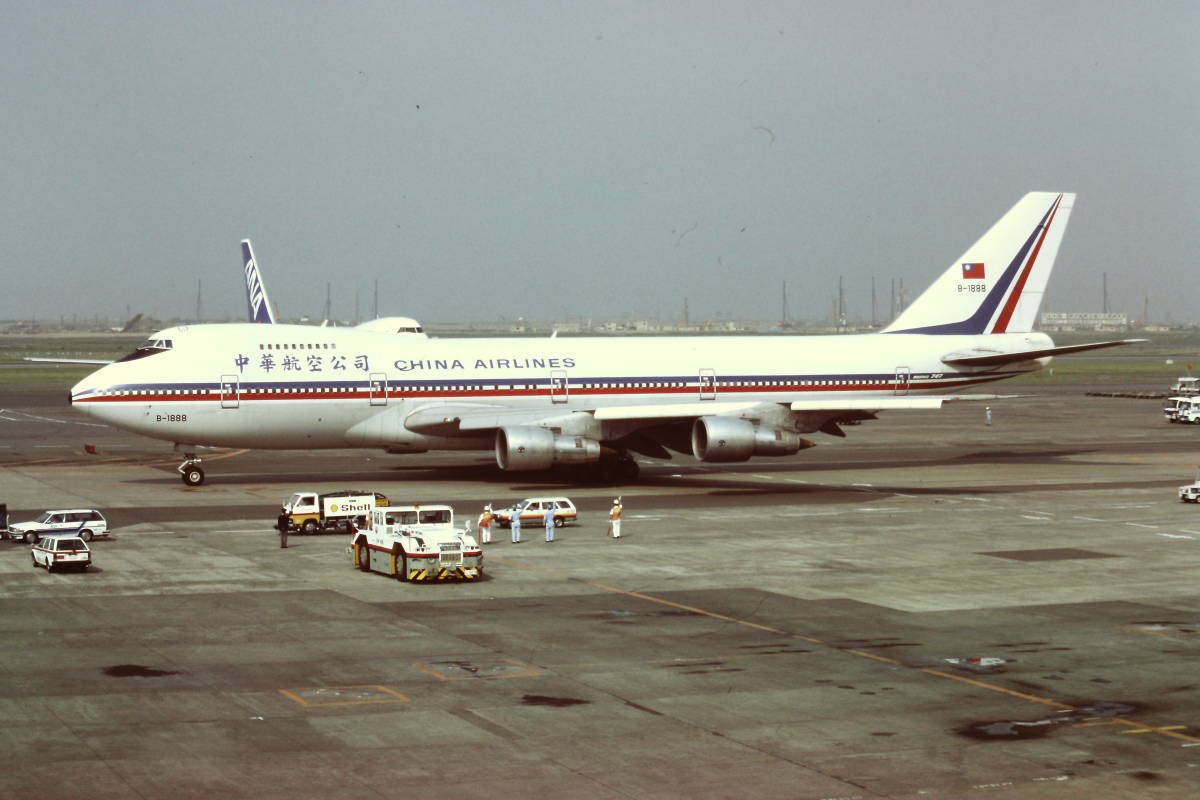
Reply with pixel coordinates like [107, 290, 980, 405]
[352, 504, 483, 582]
[280, 490, 388, 534]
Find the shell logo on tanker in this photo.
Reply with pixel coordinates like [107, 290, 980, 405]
[329, 502, 372, 513]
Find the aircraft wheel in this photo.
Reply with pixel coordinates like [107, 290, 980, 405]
[181, 466, 205, 486]
[617, 457, 640, 480]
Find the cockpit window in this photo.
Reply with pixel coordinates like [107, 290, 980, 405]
[117, 338, 174, 363]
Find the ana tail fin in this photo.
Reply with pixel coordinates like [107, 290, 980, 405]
[241, 239, 276, 324]
[882, 192, 1074, 335]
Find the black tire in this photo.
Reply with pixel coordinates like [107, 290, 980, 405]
[80, 530, 93, 542]
[357, 542, 372, 571]
[393, 549, 408, 582]
[31, 553, 38, 569]
[302, 519, 320, 535]
[554, 517, 565, 528]
[181, 466, 205, 486]
[24, 531, 38, 544]
[45, 558, 55, 574]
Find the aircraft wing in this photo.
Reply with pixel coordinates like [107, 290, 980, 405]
[941, 339, 1146, 367]
[788, 397, 944, 411]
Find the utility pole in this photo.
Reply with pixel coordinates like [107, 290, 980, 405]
[871, 276, 877, 327]
[1102, 272, 1109, 314]
[781, 280, 788, 327]
[195, 279, 202, 322]
[373, 278, 379, 320]
[837, 276, 846, 327]
[323, 282, 332, 322]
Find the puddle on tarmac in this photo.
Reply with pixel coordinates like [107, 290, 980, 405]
[522, 695, 590, 707]
[102, 664, 181, 678]
[959, 701, 1137, 741]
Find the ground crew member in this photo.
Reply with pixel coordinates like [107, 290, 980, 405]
[544, 502, 556, 543]
[609, 497, 622, 538]
[276, 509, 290, 548]
[510, 503, 522, 544]
[478, 505, 493, 544]
[985, 406, 993, 426]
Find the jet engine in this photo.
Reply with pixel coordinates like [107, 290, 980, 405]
[495, 426, 601, 471]
[691, 416, 804, 463]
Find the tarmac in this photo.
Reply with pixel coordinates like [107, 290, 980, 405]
[3, 386, 1200, 798]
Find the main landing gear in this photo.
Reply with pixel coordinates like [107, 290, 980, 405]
[572, 453, 639, 482]
[178, 454, 205, 486]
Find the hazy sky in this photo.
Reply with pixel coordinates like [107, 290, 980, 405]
[4, 1, 1197, 325]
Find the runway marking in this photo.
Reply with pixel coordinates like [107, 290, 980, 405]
[279, 685, 410, 707]
[1125, 522, 1158, 530]
[488, 555, 1200, 747]
[1074, 516, 1106, 522]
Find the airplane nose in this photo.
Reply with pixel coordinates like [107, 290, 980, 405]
[70, 369, 107, 417]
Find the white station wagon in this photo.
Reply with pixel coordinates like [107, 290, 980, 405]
[31, 535, 92, 572]
[8, 509, 109, 543]
[491, 497, 578, 528]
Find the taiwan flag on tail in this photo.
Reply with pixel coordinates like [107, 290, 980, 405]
[961, 262, 985, 279]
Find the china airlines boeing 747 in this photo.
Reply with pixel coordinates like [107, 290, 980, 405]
[71, 192, 1139, 485]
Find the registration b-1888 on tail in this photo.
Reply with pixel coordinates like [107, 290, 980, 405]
[71, 192, 1140, 485]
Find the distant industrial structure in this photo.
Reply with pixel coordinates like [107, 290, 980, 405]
[1040, 312, 1130, 331]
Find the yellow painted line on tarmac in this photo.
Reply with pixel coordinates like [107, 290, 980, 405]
[489, 554, 1200, 746]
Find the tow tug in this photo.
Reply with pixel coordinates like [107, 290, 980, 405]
[352, 504, 483, 582]
[1180, 469, 1200, 503]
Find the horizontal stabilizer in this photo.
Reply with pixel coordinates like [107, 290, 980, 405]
[941, 339, 1146, 367]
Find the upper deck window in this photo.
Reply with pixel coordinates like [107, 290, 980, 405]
[116, 338, 174, 363]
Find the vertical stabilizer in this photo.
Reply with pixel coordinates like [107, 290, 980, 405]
[882, 192, 1074, 335]
[242, 239, 277, 324]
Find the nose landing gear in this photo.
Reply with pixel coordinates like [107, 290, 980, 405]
[178, 455, 205, 486]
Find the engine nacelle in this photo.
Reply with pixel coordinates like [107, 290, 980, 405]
[495, 426, 601, 471]
[691, 416, 804, 463]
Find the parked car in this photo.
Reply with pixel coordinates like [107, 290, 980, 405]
[31, 534, 92, 572]
[7, 509, 108, 543]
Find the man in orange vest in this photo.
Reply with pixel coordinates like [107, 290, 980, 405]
[477, 505, 493, 544]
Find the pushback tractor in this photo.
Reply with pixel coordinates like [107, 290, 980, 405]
[352, 505, 483, 582]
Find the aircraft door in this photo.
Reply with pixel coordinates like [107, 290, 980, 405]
[699, 368, 716, 400]
[220, 374, 240, 409]
[369, 373, 388, 406]
[894, 366, 911, 396]
[549, 370, 568, 404]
